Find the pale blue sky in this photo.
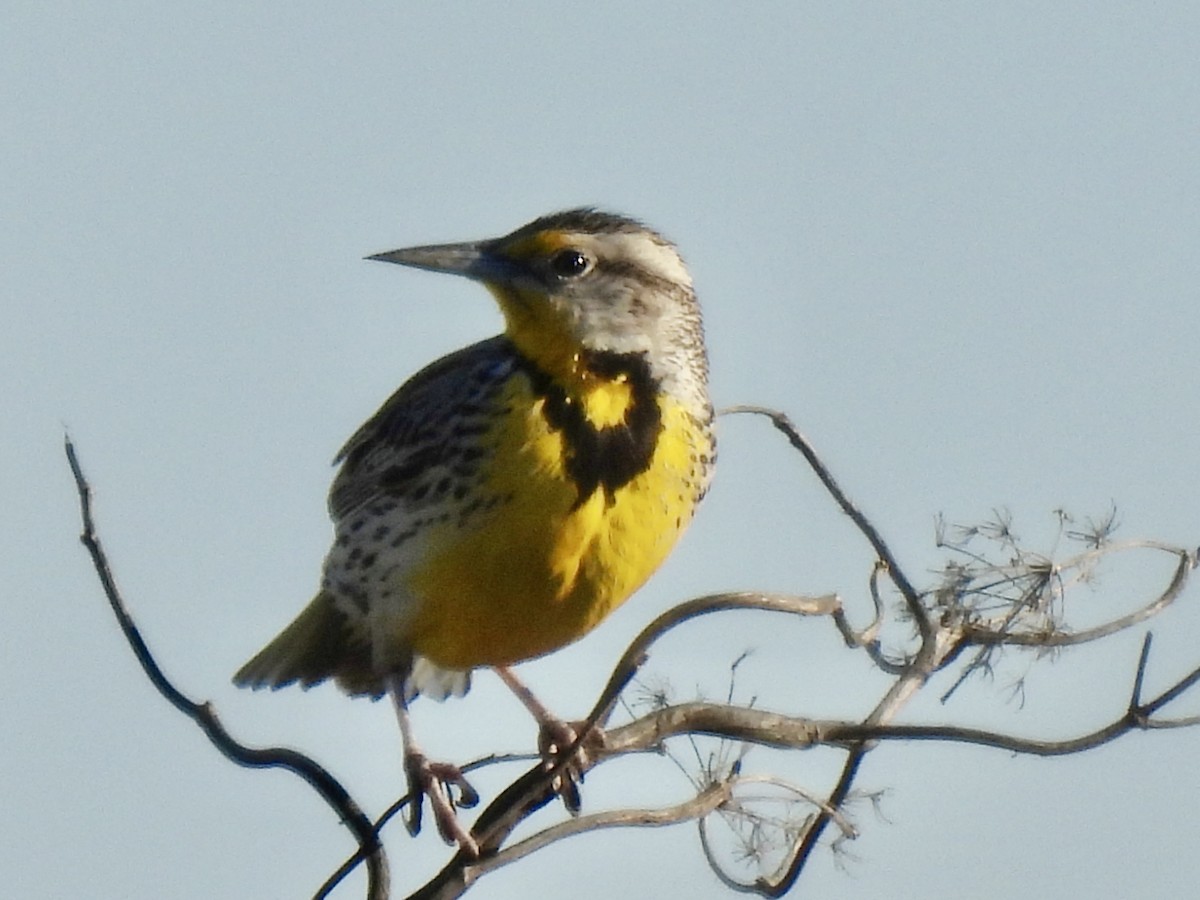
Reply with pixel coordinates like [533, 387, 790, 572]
[5, 3, 1199, 898]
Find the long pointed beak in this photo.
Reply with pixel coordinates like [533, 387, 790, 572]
[366, 240, 518, 283]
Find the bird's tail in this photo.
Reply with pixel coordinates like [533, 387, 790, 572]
[233, 591, 383, 698]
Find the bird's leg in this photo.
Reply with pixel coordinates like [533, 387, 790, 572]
[494, 665, 604, 813]
[386, 674, 480, 856]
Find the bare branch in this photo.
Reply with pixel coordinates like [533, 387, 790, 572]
[65, 437, 390, 900]
[596, 640, 1200, 759]
[581, 590, 841, 734]
[759, 747, 866, 897]
[602, 662, 1200, 766]
[722, 405, 932, 645]
[832, 561, 909, 675]
[477, 782, 734, 876]
[1131, 633, 1153, 712]
[1140, 659, 1200, 719]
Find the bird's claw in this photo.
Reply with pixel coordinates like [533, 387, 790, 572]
[404, 751, 480, 857]
[538, 719, 605, 814]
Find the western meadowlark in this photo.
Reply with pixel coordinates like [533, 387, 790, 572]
[234, 208, 714, 852]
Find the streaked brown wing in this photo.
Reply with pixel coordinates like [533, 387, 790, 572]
[327, 336, 514, 522]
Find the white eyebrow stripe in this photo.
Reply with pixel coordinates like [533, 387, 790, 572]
[592, 233, 692, 288]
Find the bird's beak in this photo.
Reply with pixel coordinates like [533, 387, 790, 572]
[367, 240, 518, 284]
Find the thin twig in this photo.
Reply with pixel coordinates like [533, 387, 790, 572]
[65, 436, 389, 900]
[758, 748, 866, 897]
[1140, 661, 1200, 719]
[832, 561, 908, 675]
[582, 591, 840, 734]
[721, 405, 931, 644]
[1131, 633, 1153, 713]
[477, 782, 733, 875]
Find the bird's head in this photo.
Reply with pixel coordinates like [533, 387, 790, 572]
[369, 208, 706, 391]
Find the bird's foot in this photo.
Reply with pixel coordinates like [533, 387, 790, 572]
[537, 718, 606, 814]
[403, 750, 480, 857]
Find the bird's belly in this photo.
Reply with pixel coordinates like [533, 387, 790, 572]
[403, 398, 707, 669]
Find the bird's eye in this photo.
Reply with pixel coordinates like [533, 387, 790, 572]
[550, 249, 590, 279]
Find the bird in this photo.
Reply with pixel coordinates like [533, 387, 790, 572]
[234, 208, 714, 854]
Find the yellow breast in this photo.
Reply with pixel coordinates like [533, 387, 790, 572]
[402, 371, 709, 669]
